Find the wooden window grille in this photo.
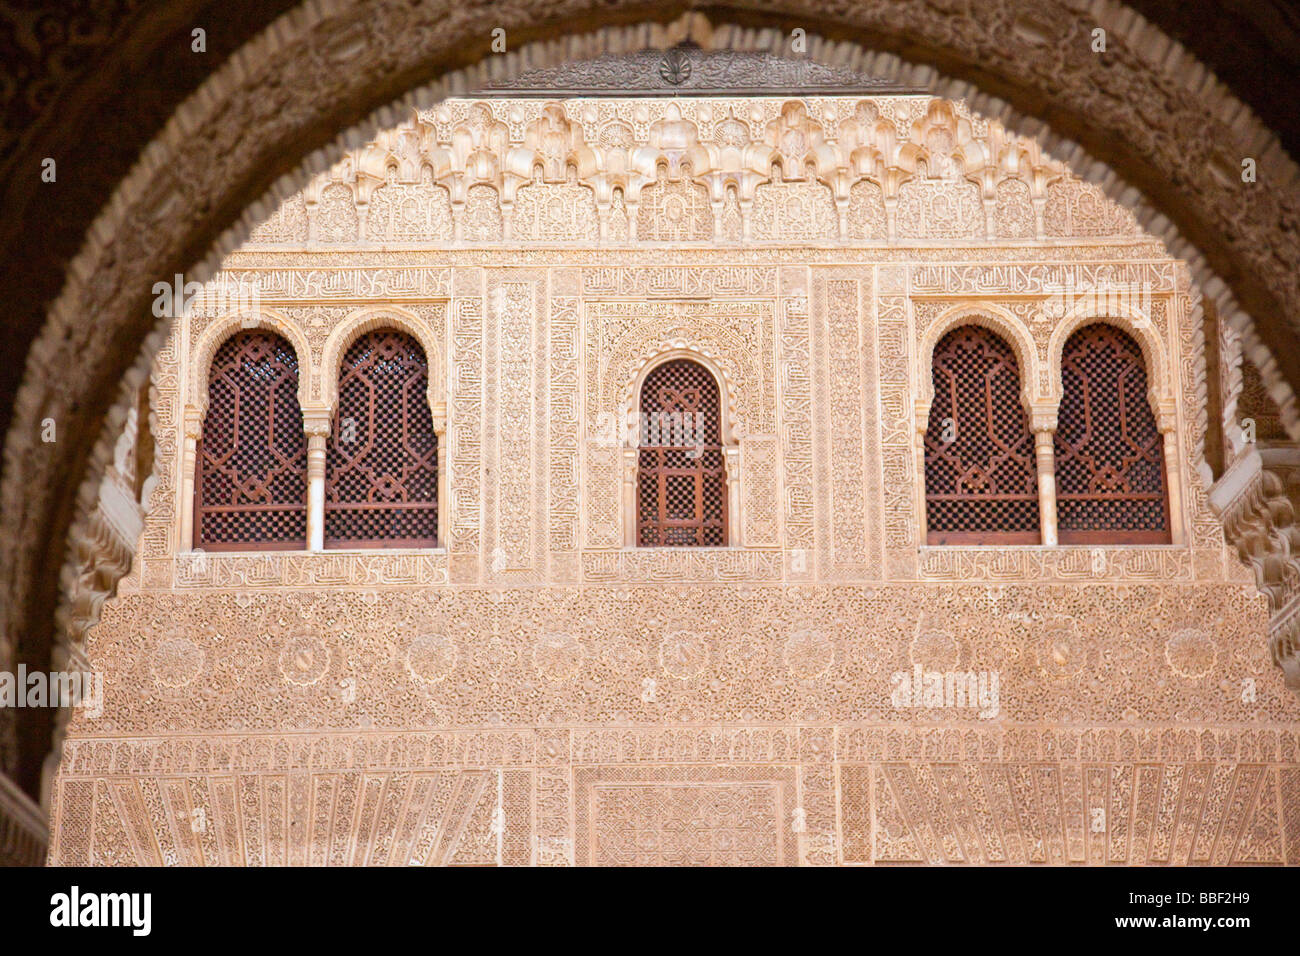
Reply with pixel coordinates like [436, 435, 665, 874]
[325, 330, 438, 548]
[636, 359, 727, 546]
[1055, 323, 1170, 543]
[924, 326, 1040, 544]
[195, 331, 308, 549]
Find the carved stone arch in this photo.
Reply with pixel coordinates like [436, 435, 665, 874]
[12, 3, 1300, 832]
[320, 306, 444, 419]
[622, 346, 741, 446]
[916, 303, 1039, 434]
[1047, 302, 1173, 423]
[621, 347, 742, 548]
[189, 309, 311, 419]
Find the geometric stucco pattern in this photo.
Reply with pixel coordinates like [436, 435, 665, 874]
[45, 93, 1300, 864]
[10, 11, 1300, 869]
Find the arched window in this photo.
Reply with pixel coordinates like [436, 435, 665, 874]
[195, 330, 307, 549]
[1055, 323, 1170, 543]
[636, 358, 727, 546]
[924, 326, 1040, 543]
[325, 329, 438, 547]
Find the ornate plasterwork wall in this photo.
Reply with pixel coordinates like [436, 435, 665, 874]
[47, 96, 1300, 866]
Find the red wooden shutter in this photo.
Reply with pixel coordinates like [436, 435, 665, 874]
[325, 330, 438, 547]
[196, 331, 307, 549]
[636, 359, 727, 546]
[924, 326, 1040, 544]
[1055, 324, 1170, 543]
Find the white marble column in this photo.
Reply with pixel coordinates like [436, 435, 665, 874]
[724, 445, 742, 547]
[1032, 426, 1059, 547]
[622, 447, 639, 547]
[1161, 422, 1186, 545]
[433, 408, 448, 548]
[179, 407, 202, 551]
[303, 409, 331, 551]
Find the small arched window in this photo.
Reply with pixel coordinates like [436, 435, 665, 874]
[1055, 323, 1170, 543]
[636, 358, 727, 546]
[325, 329, 438, 547]
[924, 326, 1040, 543]
[195, 330, 307, 549]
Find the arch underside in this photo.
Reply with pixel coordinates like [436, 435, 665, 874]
[2, 3, 1300, 864]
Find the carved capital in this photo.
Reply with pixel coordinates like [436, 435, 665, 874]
[301, 407, 333, 439]
[182, 406, 203, 440]
[1029, 409, 1058, 434]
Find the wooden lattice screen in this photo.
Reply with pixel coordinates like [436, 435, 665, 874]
[196, 330, 308, 549]
[636, 359, 727, 546]
[924, 326, 1040, 544]
[325, 330, 438, 547]
[1055, 323, 1170, 543]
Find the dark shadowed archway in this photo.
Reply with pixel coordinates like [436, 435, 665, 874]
[2, 0, 1300, 861]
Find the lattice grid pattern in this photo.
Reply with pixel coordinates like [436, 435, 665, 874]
[636, 359, 727, 546]
[924, 326, 1040, 543]
[196, 331, 307, 549]
[1055, 324, 1170, 543]
[325, 330, 438, 547]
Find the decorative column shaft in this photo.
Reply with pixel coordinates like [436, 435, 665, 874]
[724, 445, 742, 547]
[433, 408, 448, 548]
[1162, 425, 1186, 545]
[179, 407, 202, 551]
[622, 447, 638, 547]
[1032, 413, 1059, 547]
[303, 409, 331, 552]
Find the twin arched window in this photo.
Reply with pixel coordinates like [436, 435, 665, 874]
[198, 325, 1167, 551]
[195, 328, 437, 550]
[924, 322, 1170, 544]
[195, 331, 308, 549]
[923, 326, 1039, 544]
[326, 331, 438, 547]
[1054, 324, 1169, 543]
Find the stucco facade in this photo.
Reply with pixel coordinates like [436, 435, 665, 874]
[46, 95, 1300, 866]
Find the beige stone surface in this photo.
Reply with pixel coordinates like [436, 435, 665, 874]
[48, 96, 1299, 866]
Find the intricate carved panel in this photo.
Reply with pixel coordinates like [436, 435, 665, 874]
[46, 88, 1298, 865]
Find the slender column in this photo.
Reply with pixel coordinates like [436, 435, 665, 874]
[1161, 422, 1186, 545]
[884, 195, 899, 242]
[724, 445, 742, 547]
[303, 409, 331, 551]
[622, 447, 638, 547]
[1032, 195, 1048, 240]
[355, 198, 370, 243]
[433, 408, 448, 549]
[913, 403, 930, 543]
[179, 407, 202, 551]
[1031, 412, 1059, 547]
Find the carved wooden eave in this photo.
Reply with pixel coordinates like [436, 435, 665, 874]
[474, 46, 926, 97]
